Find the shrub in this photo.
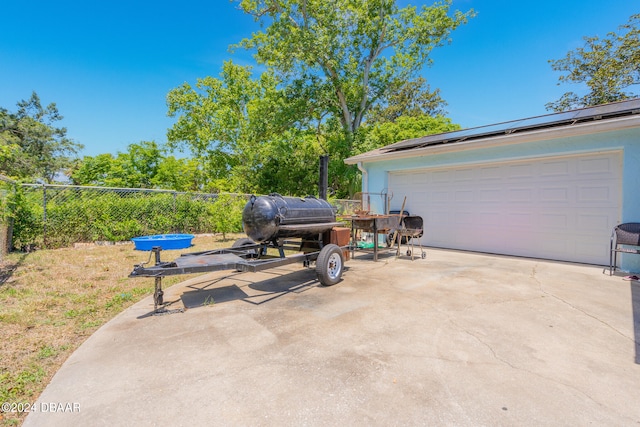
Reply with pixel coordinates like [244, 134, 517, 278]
[8, 187, 249, 250]
[7, 186, 43, 250]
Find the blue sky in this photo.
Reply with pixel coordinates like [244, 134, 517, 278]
[1, 0, 637, 157]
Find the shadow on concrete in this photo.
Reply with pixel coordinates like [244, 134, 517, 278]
[135, 265, 350, 318]
[181, 285, 249, 308]
[611, 271, 640, 364]
[631, 280, 640, 364]
[176, 266, 350, 310]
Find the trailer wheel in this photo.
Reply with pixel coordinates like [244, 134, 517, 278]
[232, 237, 258, 258]
[316, 244, 344, 286]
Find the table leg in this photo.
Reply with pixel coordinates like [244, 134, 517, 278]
[373, 223, 378, 261]
[351, 222, 355, 259]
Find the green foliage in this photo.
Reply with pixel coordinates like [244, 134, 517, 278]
[6, 187, 248, 250]
[358, 115, 461, 154]
[151, 156, 204, 192]
[366, 77, 448, 123]
[237, 0, 474, 135]
[6, 186, 43, 250]
[208, 193, 247, 240]
[105, 292, 134, 310]
[167, 61, 295, 193]
[0, 365, 47, 402]
[70, 141, 205, 191]
[547, 13, 640, 111]
[247, 131, 323, 197]
[69, 153, 115, 186]
[0, 92, 83, 183]
[164, 1, 471, 198]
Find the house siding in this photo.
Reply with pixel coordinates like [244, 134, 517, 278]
[360, 127, 640, 271]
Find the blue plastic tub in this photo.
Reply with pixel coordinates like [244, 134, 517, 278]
[131, 234, 195, 251]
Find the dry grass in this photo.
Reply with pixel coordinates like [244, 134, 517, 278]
[0, 233, 243, 426]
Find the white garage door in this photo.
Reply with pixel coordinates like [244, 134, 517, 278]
[388, 151, 622, 265]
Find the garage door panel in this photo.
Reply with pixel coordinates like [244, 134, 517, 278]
[433, 170, 451, 183]
[507, 163, 535, 179]
[454, 168, 475, 181]
[455, 190, 474, 202]
[477, 211, 502, 224]
[429, 211, 451, 225]
[540, 186, 570, 202]
[508, 188, 534, 202]
[540, 160, 570, 177]
[577, 183, 616, 203]
[412, 191, 427, 203]
[454, 210, 477, 224]
[389, 152, 621, 265]
[505, 212, 535, 228]
[576, 213, 611, 231]
[578, 157, 614, 175]
[480, 166, 501, 180]
[411, 173, 427, 185]
[539, 213, 569, 229]
[478, 189, 503, 202]
[430, 190, 449, 203]
[575, 239, 608, 259]
[538, 237, 570, 257]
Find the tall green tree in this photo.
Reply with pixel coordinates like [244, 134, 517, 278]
[70, 141, 202, 190]
[236, 0, 473, 142]
[151, 156, 204, 192]
[166, 1, 471, 197]
[547, 14, 640, 112]
[366, 77, 447, 124]
[231, 0, 472, 196]
[167, 61, 320, 194]
[0, 92, 83, 182]
[358, 114, 460, 154]
[69, 153, 116, 186]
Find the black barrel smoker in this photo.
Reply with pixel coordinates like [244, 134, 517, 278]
[130, 193, 348, 314]
[243, 194, 337, 243]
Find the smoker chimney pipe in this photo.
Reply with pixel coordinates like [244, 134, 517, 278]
[319, 155, 329, 200]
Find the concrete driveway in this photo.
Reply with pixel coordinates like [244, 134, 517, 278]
[24, 248, 640, 426]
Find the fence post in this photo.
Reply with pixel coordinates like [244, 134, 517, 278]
[172, 191, 177, 233]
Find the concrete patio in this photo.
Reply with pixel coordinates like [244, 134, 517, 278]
[24, 247, 640, 426]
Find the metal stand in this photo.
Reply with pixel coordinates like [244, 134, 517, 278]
[146, 247, 183, 315]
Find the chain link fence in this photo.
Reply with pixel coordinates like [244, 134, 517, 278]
[2, 183, 361, 251]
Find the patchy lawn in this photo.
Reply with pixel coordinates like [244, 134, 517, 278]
[0, 233, 243, 426]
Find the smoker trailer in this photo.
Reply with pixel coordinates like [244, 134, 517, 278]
[130, 194, 348, 313]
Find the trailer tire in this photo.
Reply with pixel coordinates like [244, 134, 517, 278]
[232, 238, 258, 258]
[316, 244, 344, 286]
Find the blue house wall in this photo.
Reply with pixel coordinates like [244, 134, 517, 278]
[360, 127, 640, 271]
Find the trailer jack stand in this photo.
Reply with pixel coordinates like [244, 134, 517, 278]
[150, 275, 183, 316]
[149, 248, 183, 316]
[154, 277, 164, 308]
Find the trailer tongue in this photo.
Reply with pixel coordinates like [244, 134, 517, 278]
[129, 194, 347, 314]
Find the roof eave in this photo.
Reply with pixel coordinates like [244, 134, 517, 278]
[344, 114, 640, 165]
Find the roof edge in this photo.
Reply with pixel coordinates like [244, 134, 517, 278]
[345, 114, 640, 165]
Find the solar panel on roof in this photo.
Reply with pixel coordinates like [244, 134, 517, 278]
[507, 110, 578, 129]
[573, 98, 640, 119]
[382, 118, 527, 151]
[381, 99, 640, 153]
